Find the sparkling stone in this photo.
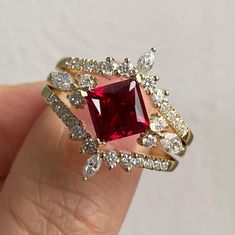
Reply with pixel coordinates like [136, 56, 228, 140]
[159, 102, 171, 113]
[137, 49, 156, 74]
[103, 151, 119, 169]
[135, 156, 145, 167]
[61, 112, 72, 125]
[83, 154, 102, 180]
[150, 115, 168, 132]
[173, 117, 183, 128]
[139, 133, 158, 148]
[67, 91, 84, 108]
[83, 60, 97, 72]
[81, 138, 99, 154]
[143, 158, 154, 169]
[141, 75, 159, 92]
[70, 123, 87, 139]
[179, 125, 189, 136]
[100, 60, 118, 76]
[66, 58, 81, 69]
[160, 132, 184, 154]
[86, 79, 149, 142]
[120, 154, 134, 171]
[153, 160, 161, 171]
[118, 61, 134, 77]
[160, 160, 170, 171]
[167, 109, 177, 121]
[48, 72, 75, 91]
[78, 74, 97, 90]
[150, 89, 166, 105]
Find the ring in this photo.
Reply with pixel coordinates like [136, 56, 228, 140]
[42, 48, 193, 180]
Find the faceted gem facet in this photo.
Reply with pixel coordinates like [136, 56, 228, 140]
[103, 151, 119, 169]
[160, 132, 184, 154]
[67, 91, 84, 108]
[86, 79, 149, 142]
[77, 74, 97, 90]
[137, 49, 156, 74]
[48, 72, 75, 91]
[83, 154, 102, 180]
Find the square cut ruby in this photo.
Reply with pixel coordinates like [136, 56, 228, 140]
[86, 79, 149, 142]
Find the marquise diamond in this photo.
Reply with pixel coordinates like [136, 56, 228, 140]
[48, 72, 75, 91]
[137, 48, 156, 74]
[83, 154, 102, 180]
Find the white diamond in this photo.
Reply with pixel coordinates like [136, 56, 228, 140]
[135, 156, 144, 167]
[78, 74, 96, 90]
[67, 91, 84, 108]
[150, 115, 168, 132]
[137, 49, 156, 74]
[160, 160, 170, 171]
[153, 160, 161, 171]
[143, 158, 154, 169]
[104, 151, 119, 169]
[150, 89, 166, 105]
[141, 75, 159, 92]
[100, 60, 118, 76]
[83, 60, 97, 72]
[160, 133, 184, 154]
[159, 101, 171, 113]
[81, 138, 99, 154]
[70, 123, 86, 139]
[119, 62, 134, 77]
[120, 154, 134, 171]
[48, 72, 75, 91]
[167, 109, 177, 121]
[179, 125, 189, 136]
[140, 133, 158, 148]
[83, 154, 102, 180]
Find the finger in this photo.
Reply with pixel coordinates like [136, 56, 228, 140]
[0, 82, 46, 179]
[0, 105, 141, 235]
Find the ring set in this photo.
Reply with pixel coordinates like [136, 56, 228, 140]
[42, 48, 193, 180]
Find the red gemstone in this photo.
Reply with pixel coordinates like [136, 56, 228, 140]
[86, 79, 149, 142]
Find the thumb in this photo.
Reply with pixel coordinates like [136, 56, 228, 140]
[0, 102, 141, 234]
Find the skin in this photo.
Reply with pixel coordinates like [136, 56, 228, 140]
[0, 82, 142, 235]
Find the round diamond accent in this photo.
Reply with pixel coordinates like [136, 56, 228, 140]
[67, 91, 84, 108]
[103, 151, 119, 169]
[81, 138, 99, 154]
[48, 72, 75, 91]
[141, 75, 159, 92]
[70, 123, 87, 139]
[139, 133, 158, 148]
[160, 133, 184, 154]
[120, 154, 134, 171]
[150, 89, 166, 105]
[100, 59, 118, 76]
[83, 154, 102, 180]
[150, 115, 168, 132]
[77, 74, 97, 90]
[118, 61, 134, 77]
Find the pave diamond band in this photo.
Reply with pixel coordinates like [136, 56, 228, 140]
[42, 48, 193, 180]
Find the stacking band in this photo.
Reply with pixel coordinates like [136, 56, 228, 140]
[42, 48, 193, 180]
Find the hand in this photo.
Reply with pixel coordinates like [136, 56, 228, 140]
[0, 82, 141, 235]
